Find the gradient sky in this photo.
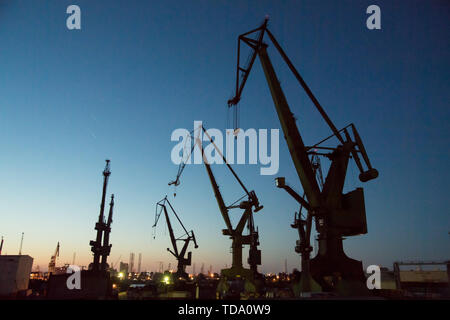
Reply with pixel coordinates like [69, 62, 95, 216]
[0, 0, 449, 274]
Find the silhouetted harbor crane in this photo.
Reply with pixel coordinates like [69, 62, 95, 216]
[153, 196, 198, 279]
[48, 242, 60, 275]
[227, 18, 378, 295]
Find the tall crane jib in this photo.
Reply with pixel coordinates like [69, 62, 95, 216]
[89, 160, 115, 272]
[101, 194, 115, 271]
[153, 196, 198, 280]
[165, 127, 264, 298]
[0, 236, 4, 255]
[227, 18, 379, 296]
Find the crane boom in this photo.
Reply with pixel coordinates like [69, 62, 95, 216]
[90, 160, 111, 271]
[167, 126, 263, 295]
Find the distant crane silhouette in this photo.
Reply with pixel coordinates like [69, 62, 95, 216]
[18, 232, 24, 255]
[0, 236, 4, 255]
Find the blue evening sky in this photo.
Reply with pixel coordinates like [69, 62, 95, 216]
[0, 0, 448, 273]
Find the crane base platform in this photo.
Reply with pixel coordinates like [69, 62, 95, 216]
[216, 267, 264, 299]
